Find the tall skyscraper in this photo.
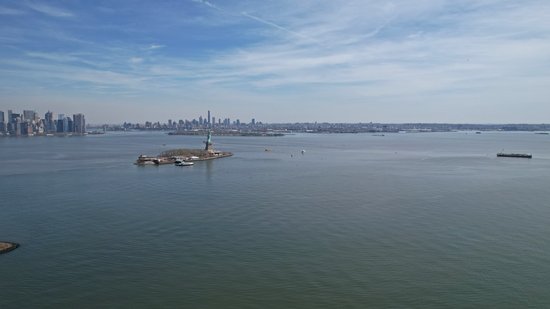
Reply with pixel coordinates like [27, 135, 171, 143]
[73, 114, 86, 134]
[10, 113, 20, 124]
[66, 117, 73, 132]
[7, 112, 19, 134]
[14, 116, 21, 136]
[0, 111, 4, 133]
[207, 110, 211, 125]
[23, 110, 36, 121]
[57, 114, 65, 132]
[63, 117, 70, 133]
[45, 111, 54, 133]
[22, 121, 32, 135]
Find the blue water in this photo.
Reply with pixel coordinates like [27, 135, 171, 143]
[1, 131, 550, 308]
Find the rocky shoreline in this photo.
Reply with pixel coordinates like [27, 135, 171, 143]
[0, 242, 19, 254]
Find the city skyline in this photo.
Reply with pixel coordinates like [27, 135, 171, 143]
[3, 106, 550, 128]
[1, 1, 550, 123]
[0, 108, 85, 136]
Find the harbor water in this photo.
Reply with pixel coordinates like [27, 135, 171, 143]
[1, 131, 550, 308]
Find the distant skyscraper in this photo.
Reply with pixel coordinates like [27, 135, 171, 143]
[10, 113, 20, 124]
[22, 121, 32, 135]
[23, 110, 36, 121]
[67, 117, 73, 132]
[73, 114, 86, 134]
[61, 116, 73, 133]
[207, 110, 211, 125]
[14, 116, 21, 136]
[7, 113, 18, 134]
[0, 111, 4, 133]
[45, 111, 54, 133]
[56, 114, 64, 132]
[251, 118, 255, 125]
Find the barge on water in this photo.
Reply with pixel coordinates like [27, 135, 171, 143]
[497, 153, 532, 159]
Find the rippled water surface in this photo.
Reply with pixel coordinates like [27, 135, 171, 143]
[1, 131, 550, 308]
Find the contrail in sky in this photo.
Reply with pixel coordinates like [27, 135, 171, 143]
[190, 0, 220, 10]
[190, 0, 314, 42]
[241, 11, 313, 41]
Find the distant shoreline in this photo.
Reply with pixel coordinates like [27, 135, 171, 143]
[3, 128, 550, 138]
[95, 123, 550, 135]
[0, 133, 89, 137]
[168, 130, 284, 137]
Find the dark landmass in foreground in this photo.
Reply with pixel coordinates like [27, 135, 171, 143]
[0, 242, 19, 254]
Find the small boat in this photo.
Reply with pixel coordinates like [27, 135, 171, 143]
[175, 160, 194, 166]
[497, 153, 532, 159]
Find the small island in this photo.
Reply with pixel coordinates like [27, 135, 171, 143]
[136, 131, 232, 165]
[0, 241, 19, 254]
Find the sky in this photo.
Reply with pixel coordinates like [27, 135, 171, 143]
[0, 0, 549, 124]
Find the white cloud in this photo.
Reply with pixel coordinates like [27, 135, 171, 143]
[24, 1, 74, 17]
[148, 44, 165, 50]
[129, 57, 144, 64]
[2, 0, 550, 122]
[0, 6, 25, 15]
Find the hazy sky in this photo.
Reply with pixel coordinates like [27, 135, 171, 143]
[1, 0, 549, 123]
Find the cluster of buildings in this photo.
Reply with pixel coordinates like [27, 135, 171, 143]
[106, 109, 550, 134]
[0, 109, 86, 136]
[112, 110, 259, 131]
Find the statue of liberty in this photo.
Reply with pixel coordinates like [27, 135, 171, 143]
[204, 130, 213, 152]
